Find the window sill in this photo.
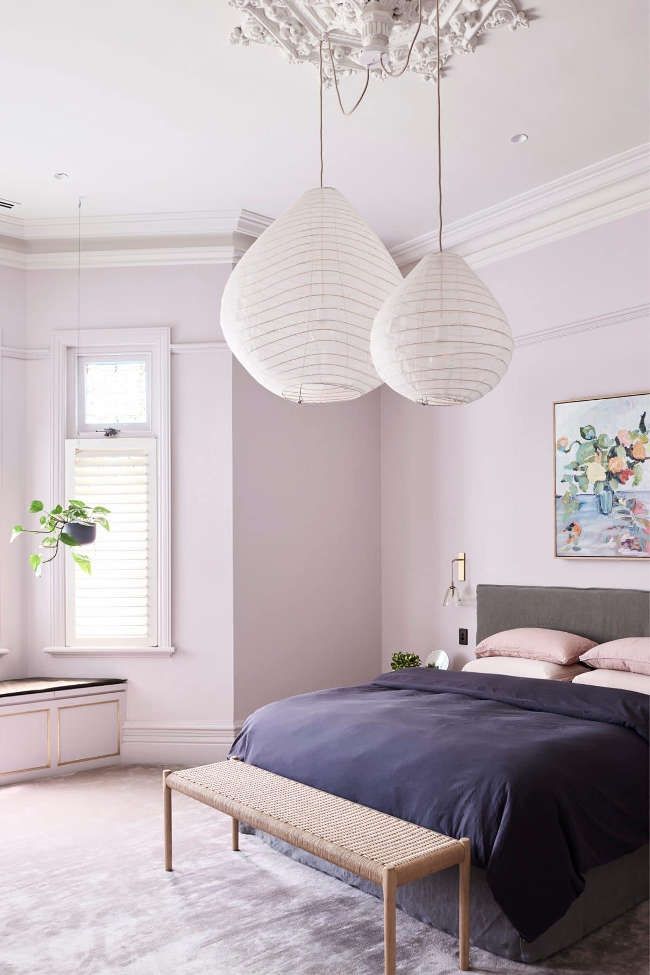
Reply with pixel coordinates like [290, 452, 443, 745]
[43, 646, 175, 658]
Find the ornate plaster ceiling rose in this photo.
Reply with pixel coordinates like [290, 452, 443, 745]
[230, 1, 529, 81]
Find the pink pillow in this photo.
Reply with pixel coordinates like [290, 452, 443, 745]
[476, 627, 596, 665]
[579, 637, 650, 676]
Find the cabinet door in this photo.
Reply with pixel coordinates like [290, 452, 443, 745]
[58, 698, 121, 765]
[0, 708, 50, 775]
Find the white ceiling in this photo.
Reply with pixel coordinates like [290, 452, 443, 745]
[1, 0, 648, 246]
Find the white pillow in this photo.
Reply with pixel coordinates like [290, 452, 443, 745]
[463, 657, 588, 681]
[572, 668, 650, 695]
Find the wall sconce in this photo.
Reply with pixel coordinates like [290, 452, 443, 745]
[442, 552, 466, 607]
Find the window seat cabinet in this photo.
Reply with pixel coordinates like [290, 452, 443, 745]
[0, 678, 126, 784]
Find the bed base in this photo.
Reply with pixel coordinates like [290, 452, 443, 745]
[246, 828, 648, 964]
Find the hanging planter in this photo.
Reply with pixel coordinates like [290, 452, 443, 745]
[10, 499, 110, 577]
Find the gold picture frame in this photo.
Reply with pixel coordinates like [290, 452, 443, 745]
[554, 391, 649, 560]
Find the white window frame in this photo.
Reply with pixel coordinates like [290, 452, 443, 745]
[64, 437, 158, 648]
[76, 352, 152, 435]
[46, 326, 173, 657]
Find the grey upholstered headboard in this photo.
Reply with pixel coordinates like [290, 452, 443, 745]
[476, 585, 650, 645]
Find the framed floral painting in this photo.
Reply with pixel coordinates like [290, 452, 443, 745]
[554, 392, 649, 559]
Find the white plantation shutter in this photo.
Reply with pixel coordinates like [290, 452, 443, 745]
[65, 439, 157, 647]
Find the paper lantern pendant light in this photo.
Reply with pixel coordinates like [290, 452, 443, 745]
[370, 0, 513, 407]
[221, 186, 401, 404]
[371, 251, 513, 405]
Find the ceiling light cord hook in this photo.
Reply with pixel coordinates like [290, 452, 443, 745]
[326, 34, 370, 116]
[380, 0, 423, 79]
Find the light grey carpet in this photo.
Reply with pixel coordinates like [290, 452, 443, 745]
[1, 766, 647, 975]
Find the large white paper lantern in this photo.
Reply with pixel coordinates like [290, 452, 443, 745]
[221, 186, 402, 404]
[371, 251, 513, 405]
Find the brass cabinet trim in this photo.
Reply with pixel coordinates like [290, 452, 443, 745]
[57, 698, 121, 766]
[0, 708, 51, 776]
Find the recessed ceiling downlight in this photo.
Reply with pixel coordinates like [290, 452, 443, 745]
[510, 133, 528, 144]
[53, 172, 69, 180]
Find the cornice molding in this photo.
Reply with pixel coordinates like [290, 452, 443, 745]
[0, 207, 273, 242]
[390, 143, 650, 269]
[25, 244, 242, 270]
[0, 207, 272, 270]
[0, 144, 647, 271]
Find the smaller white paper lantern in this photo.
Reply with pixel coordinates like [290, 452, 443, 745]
[221, 186, 402, 404]
[371, 251, 514, 405]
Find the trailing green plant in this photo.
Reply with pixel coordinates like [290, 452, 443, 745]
[10, 499, 110, 577]
[390, 651, 421, 671]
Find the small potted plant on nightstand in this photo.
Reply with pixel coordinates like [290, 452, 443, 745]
[390, 651, 421, 671]
[10, 499, 110, 577]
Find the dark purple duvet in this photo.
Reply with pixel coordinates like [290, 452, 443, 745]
[230, 669, 649, 942]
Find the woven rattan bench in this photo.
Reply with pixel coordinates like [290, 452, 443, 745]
[163, 760, 471, 974]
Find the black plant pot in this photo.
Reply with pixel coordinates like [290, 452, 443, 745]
[65, 522, 96, 546]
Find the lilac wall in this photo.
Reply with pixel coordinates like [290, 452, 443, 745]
[381, 213, 650, 670]
[2, 208, 647, 751]
[233, 363, 382, 722]
[18, 265, 236, 761]
[4, 261, 383, 756]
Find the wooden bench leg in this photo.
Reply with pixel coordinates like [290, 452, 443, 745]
[382, 868, 396, 975]
[458, 837, 471, 971]
[232, 817, 239, 852]
[163, 770, 173, 871]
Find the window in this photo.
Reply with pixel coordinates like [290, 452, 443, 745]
[48, 327, 172, 655]
[65, 439, 157, 647]
[77, 355, 150, 432]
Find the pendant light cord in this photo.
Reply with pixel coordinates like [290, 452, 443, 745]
[319, 40, 324, 187]
[435, 0, 443, 253]
[76, 196, 83, 449]
[326, 34, 370, 115]
[77, 197, 82, 340]
[380, 0, 422, 78]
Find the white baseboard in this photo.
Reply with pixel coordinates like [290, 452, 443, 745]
[120, 720, 240, 766]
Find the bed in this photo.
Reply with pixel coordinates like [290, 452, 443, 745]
[229, 585, 650, 962]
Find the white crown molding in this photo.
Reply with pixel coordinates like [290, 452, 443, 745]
[237, 209, 274, 238]
[121, 720, 240, 746]
[0, 206, 272, 270]
[0, 208, 273, 242]
[0, 145, 647, 271]
[390, 143, 650, 269]
[30, 245, 241, 270]
[514, 302, 650, 348]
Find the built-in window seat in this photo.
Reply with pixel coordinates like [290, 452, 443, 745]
[0, 677, 126, 784]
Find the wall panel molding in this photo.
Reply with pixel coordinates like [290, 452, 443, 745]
[3, 305, 646, 363]
[1, 340, 228, 359]
[515, 303, 650, 348]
